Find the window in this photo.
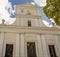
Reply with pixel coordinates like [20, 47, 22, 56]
[28, 20, 31, 27]
[27, 10, 31, 15]
[48, 45, 57, 57]
[21, 9, 23, 12]
[27, 12, 31, 15]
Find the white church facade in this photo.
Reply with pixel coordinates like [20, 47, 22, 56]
[0, 3, 60, 57]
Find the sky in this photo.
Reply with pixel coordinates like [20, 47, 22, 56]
[0, 0, 53, 27]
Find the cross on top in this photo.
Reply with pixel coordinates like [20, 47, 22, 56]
[2, 19, 5, 24]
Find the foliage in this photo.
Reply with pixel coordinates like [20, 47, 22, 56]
[43, 0, 60, 26]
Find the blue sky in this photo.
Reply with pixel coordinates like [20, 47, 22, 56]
[9, 0, 34, 5]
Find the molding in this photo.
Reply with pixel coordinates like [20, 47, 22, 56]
[16, 3, 40, 9]
[16, 14, 41, 19]
[0, 25, 60, 35]
[0, 25, 60, 30]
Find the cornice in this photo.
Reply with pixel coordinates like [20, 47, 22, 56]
[0, 25, 60, 31]
[17, 3, 40, 9]
[16, 14, 41, 19]
[0, 25, 60, 34]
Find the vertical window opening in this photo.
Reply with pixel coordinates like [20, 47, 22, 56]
[48, 45, 57, 57]
[21, 9, 23, 12]
[28, 20, 31, 27]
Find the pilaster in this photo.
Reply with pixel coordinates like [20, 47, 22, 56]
[35, 19, 39, 27]
[15, 33, 20, 57]
[20, 33, 25, 57]
[17, 18, 20, 25]
[55, 34, 60, 57]
[0, 32, 5, 57]
[41, 34, 49, 57]
[21, 17, 24, 26]
[37, 34, 43, 57]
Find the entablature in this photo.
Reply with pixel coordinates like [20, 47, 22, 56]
[0, 25, 60, 35]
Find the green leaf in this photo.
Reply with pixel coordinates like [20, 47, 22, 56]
[43, 0, 60, 26]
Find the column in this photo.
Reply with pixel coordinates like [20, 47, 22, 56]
[37, 34, 43, 57]
[15, 33, 20, 57]
[41, 34, 49, 57]
[55, 34, 60, 57]
[0, 32, 4, 57]
[20, 33, 25, 57]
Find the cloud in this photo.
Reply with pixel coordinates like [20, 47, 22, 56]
[0, 0, 16, 25]
[34, 0, 46, 7]
[31, 2, 35, 5]
[42, 20, 53, 27]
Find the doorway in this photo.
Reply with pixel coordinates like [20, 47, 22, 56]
[27, 42, 37, 57]
[5, 44, 13, 57]
[48, 45, 57, 57]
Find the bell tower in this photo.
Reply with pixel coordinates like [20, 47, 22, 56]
[13, 3, 46, 27]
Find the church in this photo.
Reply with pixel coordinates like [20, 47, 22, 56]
[0, 3, 60, 57]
